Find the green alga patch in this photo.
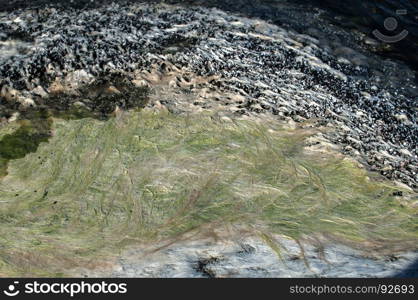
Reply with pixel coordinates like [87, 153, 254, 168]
[0, 112, 52, 178]
[0, 110, 416, 276]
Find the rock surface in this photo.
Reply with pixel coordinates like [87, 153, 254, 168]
[1, 0, 417, 278]
[73, 234, 418, 278]
[0, 1, 417, 188]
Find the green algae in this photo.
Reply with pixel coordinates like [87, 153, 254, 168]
[0, 110, 52, 178]
[0, 126, 49, 160]
[0, 110, 416, 276]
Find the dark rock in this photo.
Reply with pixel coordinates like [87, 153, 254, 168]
[0, 1, 416, 188]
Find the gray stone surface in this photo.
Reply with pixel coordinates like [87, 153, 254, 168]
[0, 1, 416, 188]
[75, 235, 418, 278]
[1, 1, 417, 278]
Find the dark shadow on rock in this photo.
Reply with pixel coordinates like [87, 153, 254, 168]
[0, 108, 52, 178]
[392, 258, 418, 278]
[0, 73, 149, 178]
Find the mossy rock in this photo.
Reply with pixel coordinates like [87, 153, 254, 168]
[0, 110, 416, 276]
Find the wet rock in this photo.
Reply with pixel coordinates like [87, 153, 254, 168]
[0, 1, 416, 188]
[74, 235, 418, 278]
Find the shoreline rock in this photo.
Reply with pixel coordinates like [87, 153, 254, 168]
[1, 1, 416, 189]
[73, 233, 418, 278]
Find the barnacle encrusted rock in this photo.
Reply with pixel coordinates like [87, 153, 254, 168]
[0, 1, 416, 188]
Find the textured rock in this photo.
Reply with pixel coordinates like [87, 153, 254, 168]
[1, 1, 417, 277]
[1, 1, 416, 188]
[74, 234, 418, 278]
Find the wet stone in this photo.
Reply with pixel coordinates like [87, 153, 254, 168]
[0, 1, 416, 188]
